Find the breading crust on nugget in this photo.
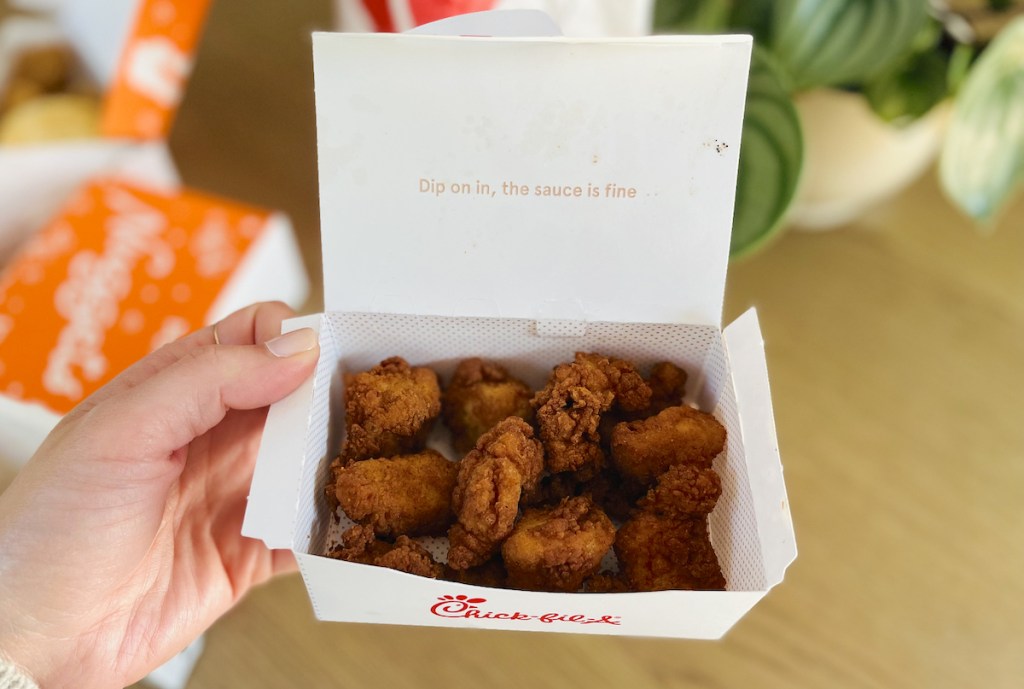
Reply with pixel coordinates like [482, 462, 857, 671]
[333, 449, 458, 537]
[341, 356, 441, 462]
[610, 404, 726, 484]
[442, 358, 534, 454]
[327, 524, 444, 579]
[532, 352, 651, 476]
[447, 417, 544, 570]
[614, 513, 725, 591]
[501, 496, 616, 592]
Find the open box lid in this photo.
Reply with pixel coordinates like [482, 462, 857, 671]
[313, 16, 751, 327]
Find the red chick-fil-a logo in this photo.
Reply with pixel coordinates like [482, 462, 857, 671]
[430, 595, 620, 626]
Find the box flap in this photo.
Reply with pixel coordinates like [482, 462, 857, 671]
[241, 315, 323, 549]
[314, 28, 750, 325]
[723, 308, 796, 587]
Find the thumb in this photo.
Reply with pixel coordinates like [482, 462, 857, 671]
[79, 327, 319, 472]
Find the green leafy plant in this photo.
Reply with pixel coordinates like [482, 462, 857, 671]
[655, 0, 1024, 256]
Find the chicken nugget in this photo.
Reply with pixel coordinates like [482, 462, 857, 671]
[646, 361, 689, 413]
[532, 359, 612, 474]
[637, 464, 722, 518]
[327, 525, 443, 579]
[447, 457, 522, 570]
[610, 404, 726, 484]
[584, 571, 631, 593]
[333, 450, 457, 537]
[443, 358, 534, 454]
[448, 417, 544, 570]
[614, 512, 725, 591]
[575, 352, 651, 413]
[341, 357, 441, 462]
[444, 557, 509, 589]
[501, 496, 616, 592]
[598, 360, 691, 447]
[451, 417, 544, 509]
[533, 352, 653, 476]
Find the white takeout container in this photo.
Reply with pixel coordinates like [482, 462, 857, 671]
[242, 11, 795, 639]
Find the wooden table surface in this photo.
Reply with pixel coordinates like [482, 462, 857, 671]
[5, 1, 1023, 687]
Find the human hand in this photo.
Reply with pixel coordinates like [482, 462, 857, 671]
[0, 301, 318, 688]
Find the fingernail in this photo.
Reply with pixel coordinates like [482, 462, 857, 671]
[265, 328, 318, 358]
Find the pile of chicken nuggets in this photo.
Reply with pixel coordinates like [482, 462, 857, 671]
[325, 353, 728, 593]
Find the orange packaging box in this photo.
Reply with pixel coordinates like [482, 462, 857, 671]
[0, 0, 212, 263]
[0, 179, 308, 465]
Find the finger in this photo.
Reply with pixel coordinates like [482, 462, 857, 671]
[80, 328, 319, 478]
[67, 302, 297, 420]
[272, 549, 298, 577]
[210, 300, 296, 347]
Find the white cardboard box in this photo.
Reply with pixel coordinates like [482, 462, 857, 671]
[243, 13, 795, 639]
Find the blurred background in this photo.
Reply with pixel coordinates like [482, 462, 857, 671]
[1, 1, 1022, 688]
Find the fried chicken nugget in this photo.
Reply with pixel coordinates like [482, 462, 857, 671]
[598, 360, 690, 447]
[444, 557, 509, 589]
[447, 417, 544, 570]
[532, 352, 651, 475]
[584, 571, 631, 593]
[614, 512, 725, 591]
[447, 458, 521, 570]
[646, 361, 689, 414]
[341, 357, 441, 462]
[333, 450, 458, 537]
[501, 496, 616, 592]
[442, 358, 534, 454]
[637, 463, 722, 518]
[613, 464, 725, 591]
[326, 524, 444, 578]
[575, 352, 652, 413]
[610, 404, 726, 484]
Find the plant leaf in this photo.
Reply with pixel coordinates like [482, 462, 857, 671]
[770, 0, 930, 91]
[652, 0, 734, 33]
[731, 47, 804, 259]
[728, 0, 776, 43]
[864, 48, 950, 123]
[940, 15, 1024, 223]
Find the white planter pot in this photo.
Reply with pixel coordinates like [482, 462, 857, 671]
[788, 89, 949, 230]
